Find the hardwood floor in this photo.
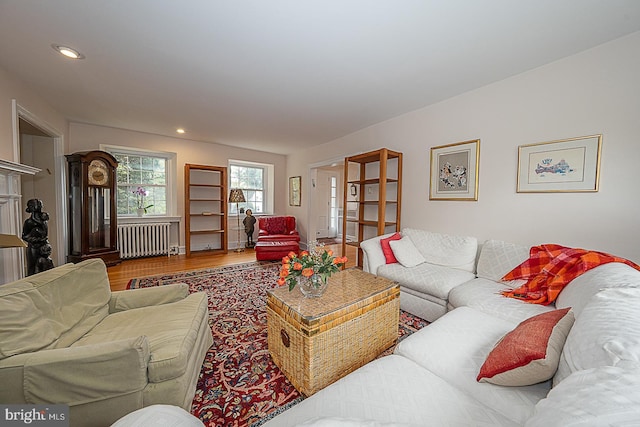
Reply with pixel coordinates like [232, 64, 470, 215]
[107, 243, 357, 291]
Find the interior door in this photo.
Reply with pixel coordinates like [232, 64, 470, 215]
[328, 175, 338, 238]
[315, 170, 340, 239]
[315, 171, 331, 239]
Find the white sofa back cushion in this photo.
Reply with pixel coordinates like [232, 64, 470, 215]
[555, 262, 640, 317]
[402, 229, 477, 273]
[526, 366, 640, 427]
[554, 287, 640, 386]
[476, 240, 530, 282]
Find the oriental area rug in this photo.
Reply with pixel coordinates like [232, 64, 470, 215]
[128, 262, 429, 427]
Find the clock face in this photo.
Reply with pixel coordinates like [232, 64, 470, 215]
[88, 159, 109, 186]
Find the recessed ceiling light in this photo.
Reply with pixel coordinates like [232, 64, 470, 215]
[51, 44, 85, 59]
[176, 128, 186, 134]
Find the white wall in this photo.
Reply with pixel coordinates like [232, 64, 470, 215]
[0, 66, 68, 161]
[0, 66, 68, 269]
[68, 123, 288, 250]
[288, 32, 640, 263]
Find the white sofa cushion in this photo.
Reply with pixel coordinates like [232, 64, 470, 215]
[262, 355, 519, 427]
[389, 236, 425, 268]
[395, 307, 550, 425]
[402, 228, 478, 272]
[526, 366, 640, 427]
[378, 262, 475, 300]
[448, 278, 553, 324]
[554, 287, 640, 386]
[298, 417, 416, 427]
[477, 239, 530, 282]
[112, 404, 204, 427]
[555, 262, 640, 317]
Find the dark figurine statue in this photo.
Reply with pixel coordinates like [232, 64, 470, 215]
[22, 199, 54, 275]
[243, 209, 257, 248]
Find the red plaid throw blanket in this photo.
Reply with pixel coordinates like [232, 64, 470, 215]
[501, 244, 640, 305]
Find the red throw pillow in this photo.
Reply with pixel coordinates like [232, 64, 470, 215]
[477, 307, 574, 386]
[380, 232, 402, 264]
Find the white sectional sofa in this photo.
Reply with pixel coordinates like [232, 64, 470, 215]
[263, 229, 640, 426]
[361, 229, 481, 322]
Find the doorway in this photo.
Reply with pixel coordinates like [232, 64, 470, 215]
[13, 101, 66, 267]
[308, 162, 342, 243]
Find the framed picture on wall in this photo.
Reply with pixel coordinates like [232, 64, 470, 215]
[289, 176, 301, 206]
[517, 134, 602, 193]
[429, 139, 480, 201]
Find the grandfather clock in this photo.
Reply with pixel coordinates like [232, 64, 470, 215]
[65, 151, 121, 265]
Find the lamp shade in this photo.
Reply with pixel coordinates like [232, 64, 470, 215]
[0, 234, 27, 248]
[229, 188, 246, 203]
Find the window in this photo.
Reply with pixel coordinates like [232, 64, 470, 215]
[102, 145, 176, 217]
[229, 160, 274, 215]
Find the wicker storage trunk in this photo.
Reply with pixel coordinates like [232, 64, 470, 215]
[267, 269, 400, 396]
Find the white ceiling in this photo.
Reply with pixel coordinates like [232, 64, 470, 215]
[1, 1, 639, 155]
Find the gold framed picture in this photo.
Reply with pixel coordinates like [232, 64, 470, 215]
[289, 176, 301, 206]
[517, 135, 602, 193]
[429, 139, 480, 201]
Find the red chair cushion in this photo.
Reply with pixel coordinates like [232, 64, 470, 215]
[255, 241, 299, 261]
[258, 216, 299, 242]
[262, 217, 287, 235]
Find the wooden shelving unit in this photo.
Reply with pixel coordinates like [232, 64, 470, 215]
[341, 148, 402, 268]
[185, 164, 227, 256]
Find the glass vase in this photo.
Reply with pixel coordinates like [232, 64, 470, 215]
[298, 273, 328, 298]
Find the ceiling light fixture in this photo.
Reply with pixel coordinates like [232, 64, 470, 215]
[176, 128, 185, 134]
[51, 44, 85, 59]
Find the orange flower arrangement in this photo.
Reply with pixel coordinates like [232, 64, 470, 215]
[277, 243, 348, 291]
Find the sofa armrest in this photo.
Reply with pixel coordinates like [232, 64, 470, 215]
[360, 232, 396, 274]
[109, 283, 189, 313]
[23, 337, 150, 405]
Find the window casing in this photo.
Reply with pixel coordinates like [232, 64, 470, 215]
[229, 160, 274, 215]
[102, 145, 177, 217]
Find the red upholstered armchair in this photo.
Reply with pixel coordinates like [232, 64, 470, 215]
[257, 216, 300, 242]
